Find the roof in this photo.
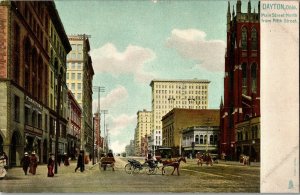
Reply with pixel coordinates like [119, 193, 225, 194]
[150, 79, 210, 87]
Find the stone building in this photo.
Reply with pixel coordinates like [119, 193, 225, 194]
[134, 109, 152, 156]
[150, 79, 210, 151]
[0, 1, 71, 166]
[220, 0, 260, 161]
[67, 34, 94, 155]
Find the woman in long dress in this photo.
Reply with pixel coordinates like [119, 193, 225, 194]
[47, 153, 54, 177]
[29, 151, 38, 175]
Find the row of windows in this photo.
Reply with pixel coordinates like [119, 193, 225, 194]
[66, 73, 82, 80]
[67, 62, 83, 70]
[242, 63, 258, 94]
[67, 53, 83, 60]
[155, 90, 207, 95]
[71, 44, 83, 51]
[237, 126, 259, 141]
[154, 84, 208, 90]
[67, 82, 82, 91]
[241, 27, 258, 50]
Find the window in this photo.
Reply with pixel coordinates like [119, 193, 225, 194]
[204, 135, 207, 144]
[38, 113, 42, 129]
[241, 27, 247, 50]
[66, 73, 69, 80]
[71, 44, 76, 51]
[71, 53, 76, 59]
[77, 63, 82, 69]
[77, 44, 82, 51]
[14, 96, 20, 122]
[71, 63, 75, 69]
[77, 53, 82, 59]
[45, 114, 48, 131]
[195, 135, 199, 144]
[25, 106, 30, 125]
[32, 111, 37, 127]
[77, 83, 81, 90]
[214, 135, 218, 145]
[71, 73, 75, 79]
[71, 83, 75, 90]
[251, 63, 257, 93]
[251, 28, 257, 50]
[77, 73, 81, 80]
[209, 135, 213, 145]
[242, 63, 247, 95]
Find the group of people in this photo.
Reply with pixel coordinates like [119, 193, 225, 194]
[20, 151, 38, 175]
[20, 152, 71, 177]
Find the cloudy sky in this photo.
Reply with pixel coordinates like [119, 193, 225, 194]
[55, 0, 259, 153]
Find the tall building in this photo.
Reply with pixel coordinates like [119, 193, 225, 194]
[150, 79, 210, 148]
[0, 1, 71, 166]
[67, 34, 94, 155]
[220, 0, 260, 161]
[134, 109, 152, 156]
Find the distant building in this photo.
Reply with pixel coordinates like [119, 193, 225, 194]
[150, 79, 210, 151]
[0, 1, 71, 166]
[67, 34, 94, 155]
[220, 0, 260, 161]
[134, 109, 152, 156]
[162, 109, 219, 156]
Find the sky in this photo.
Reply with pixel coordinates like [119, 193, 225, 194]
[55, 0, 259, 153]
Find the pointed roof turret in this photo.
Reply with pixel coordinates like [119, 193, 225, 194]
[248, 0, 251, 14]
[220, 96, 224, 108]
[237, 0, 241, 14]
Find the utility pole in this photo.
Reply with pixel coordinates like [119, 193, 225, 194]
[205, 117, 212, 153]
[93, 86, 105, 161]
[101, 110, 108, 153]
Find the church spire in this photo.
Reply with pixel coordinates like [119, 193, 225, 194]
[227, 1, 231, 32]
[248, 0, 251, 14]
[232, 5, 235, 18]
[236, 0, 241, 14]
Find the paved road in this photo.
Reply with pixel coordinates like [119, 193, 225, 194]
[0, 157, 260, 193]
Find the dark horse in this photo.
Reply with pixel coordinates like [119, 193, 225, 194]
[161, 157, 186, 176]
[197, 154, 213, 166]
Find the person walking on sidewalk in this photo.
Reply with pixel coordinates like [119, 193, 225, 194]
[21, 152, 30, 175]
[47, 153, 55, 177]
[29, 151, 38, 175]
[75, 152, 83, 172]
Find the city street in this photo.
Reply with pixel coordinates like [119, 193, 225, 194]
[0, 157, 260, 193]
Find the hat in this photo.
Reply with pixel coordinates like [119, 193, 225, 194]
[32, 151, 36, 155]
[24, 152, 28, 156]
[49, 153, 54, 156]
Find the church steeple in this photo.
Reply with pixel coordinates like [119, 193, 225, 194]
[248, 0, 251, 14]
[227, 1, 231, 32]
[236, 0, 241, 14]
[232, 5, 235, 18]
[220, 96, 224, 108]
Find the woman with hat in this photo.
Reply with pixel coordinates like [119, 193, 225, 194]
[29, 151, 38, 175]
[21, 152, 30, 175]
[47, 153, 54, 177]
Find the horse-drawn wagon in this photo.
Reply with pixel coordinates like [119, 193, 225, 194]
[99, 157, 115, 171]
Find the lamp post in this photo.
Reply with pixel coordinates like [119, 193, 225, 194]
[92, 116, 95, 165]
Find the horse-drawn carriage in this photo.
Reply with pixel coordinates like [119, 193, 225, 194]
[99, 157, 115, 171]
[196, 153, 216, 166]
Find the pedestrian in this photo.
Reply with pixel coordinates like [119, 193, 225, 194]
[57, 154, 61, 166]
[75, 152, 83, 172]
[47, 153, 54, 177]
[20, 152, 30, 175]
[29, 151, 38, 175]
[1, 152, 8, 168]
[64, 153, 69, 166]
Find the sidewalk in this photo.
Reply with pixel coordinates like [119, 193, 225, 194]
[185, 158, 260, 167]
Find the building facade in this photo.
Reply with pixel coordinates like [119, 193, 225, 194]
[220, 0, 260, 161]
[67, 34, 94, 155]
[93, 112, 101, 159]
[161, 109, 219, 156]
[67, 90, 81, 159]
[134, 109, 152, 156]
[150, 79, 210, 149]
[0, 1, 71, 166]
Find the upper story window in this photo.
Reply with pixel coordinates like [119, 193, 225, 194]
[251, 28, 258, 50]
[241, 27, 247, 50]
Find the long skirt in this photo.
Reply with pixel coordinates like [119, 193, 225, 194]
[48, 165, 54, 177]
[30, 165, 37, 175]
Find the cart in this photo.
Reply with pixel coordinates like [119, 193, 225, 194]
[99, 157, 115, 171]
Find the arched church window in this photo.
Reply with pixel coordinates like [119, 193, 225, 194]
[200, 135, 203, 144]
[242, 63, 247, 95]
[241, 27, 247, 50]
[251, 63, 257, 93]
[251, 28, 258, 50]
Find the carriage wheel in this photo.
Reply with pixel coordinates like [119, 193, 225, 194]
[133, 166, 141, 174]
[145, 167, 157, 175]
[124, 163, 133, 174]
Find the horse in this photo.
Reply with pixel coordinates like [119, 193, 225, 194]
[161, 157, 186, 176]
[197, 154, 213, 166]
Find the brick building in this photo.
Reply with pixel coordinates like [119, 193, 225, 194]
[220, 0, 260, 161]
[162, 108, 219, 156]
[0, 1, 71, 166]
